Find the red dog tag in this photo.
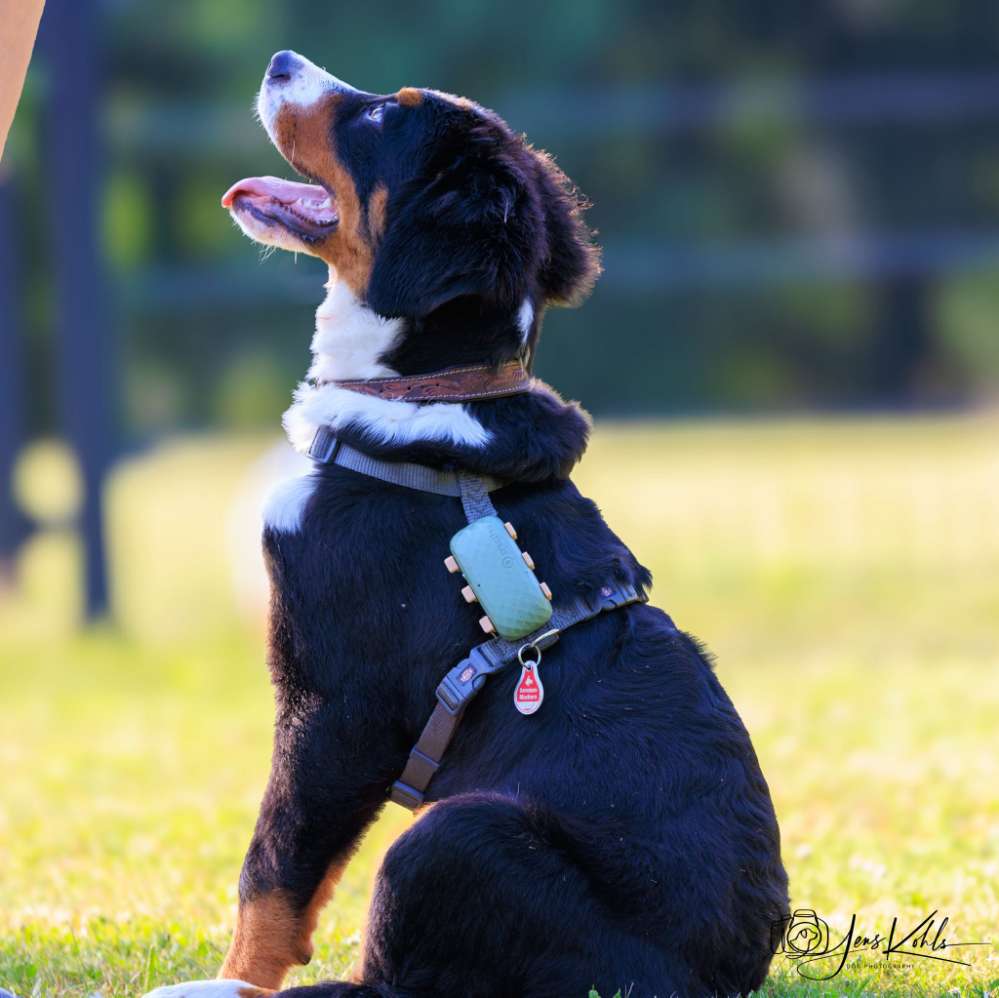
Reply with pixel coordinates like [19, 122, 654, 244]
[514, 661, 544, 715]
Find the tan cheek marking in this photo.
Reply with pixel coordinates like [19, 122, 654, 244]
[236, 989, 276, 998]
[368, 183, 389, 243]
[272, 104, 300, 165]
[275, 96, 375, 297]
[396, 86, 422, 107]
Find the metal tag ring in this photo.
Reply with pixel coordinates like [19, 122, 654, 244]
[517, 643, 542, 667]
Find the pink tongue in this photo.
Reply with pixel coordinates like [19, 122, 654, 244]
[221, 175, 335, 222]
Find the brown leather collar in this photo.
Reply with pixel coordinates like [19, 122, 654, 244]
[327, 360, 532, 404]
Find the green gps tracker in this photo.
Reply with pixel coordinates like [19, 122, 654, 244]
[445, 515, 553, 640]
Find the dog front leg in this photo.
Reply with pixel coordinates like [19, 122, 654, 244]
[220, 701, 391, 989]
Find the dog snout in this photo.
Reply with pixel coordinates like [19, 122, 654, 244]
[256, 51, 356, 147]
[267, 50, 303, 83]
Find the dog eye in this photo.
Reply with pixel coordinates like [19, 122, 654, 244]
[366, 103, 387, 124]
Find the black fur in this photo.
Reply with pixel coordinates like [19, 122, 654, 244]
[362, 94, 598, 322]
[325, 86, 599, 371]
[242, 390, 788, 998]
[233, 69, 788, 998]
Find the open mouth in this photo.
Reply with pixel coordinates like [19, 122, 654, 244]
[221, 176, 339, 243]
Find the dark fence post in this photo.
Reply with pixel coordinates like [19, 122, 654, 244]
[0, 173, 31, 582]
[43, 0, 115, 621]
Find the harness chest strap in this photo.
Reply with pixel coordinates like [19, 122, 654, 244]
[308, 429, 646, 811]
[389, 580, 644, 811]
[390, 471, 644, 809]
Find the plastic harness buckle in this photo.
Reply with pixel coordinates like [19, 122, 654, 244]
[389, 779, 427, 810]
[308, 426, 342, 464]
[435, 641, 515, 714]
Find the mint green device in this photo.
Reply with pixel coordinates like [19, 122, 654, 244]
[445, 515, 553, 640]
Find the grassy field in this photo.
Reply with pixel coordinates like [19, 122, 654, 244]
[1, 415, 997, 997]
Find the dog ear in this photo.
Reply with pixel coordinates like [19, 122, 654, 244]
[365, 158, 542, 319]
[531, 149, 601, 307]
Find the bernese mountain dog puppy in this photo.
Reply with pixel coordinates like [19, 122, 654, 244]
[145, 50, 788, 998]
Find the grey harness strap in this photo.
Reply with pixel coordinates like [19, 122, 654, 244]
[456, 471, 499, 522]
[308, 427, 646, 811]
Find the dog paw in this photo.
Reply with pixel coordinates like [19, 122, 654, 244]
[142, 981, 272, 998]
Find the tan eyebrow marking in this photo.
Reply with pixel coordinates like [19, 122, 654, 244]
[396, 86, 423, 107]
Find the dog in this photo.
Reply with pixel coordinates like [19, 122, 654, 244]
[145, 50, 788, 998]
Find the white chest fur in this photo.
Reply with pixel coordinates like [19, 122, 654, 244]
[281, 274, 492, 463]
[307, 277, 402, 382]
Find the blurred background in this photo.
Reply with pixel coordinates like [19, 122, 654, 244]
[1, 3, 997, 996]
[4, 1, 999, 622]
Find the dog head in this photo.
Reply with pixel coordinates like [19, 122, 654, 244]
[223, 51, 599, 363]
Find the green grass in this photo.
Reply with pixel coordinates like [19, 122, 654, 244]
[2, 415, 997, 996]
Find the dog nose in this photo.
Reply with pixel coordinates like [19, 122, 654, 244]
[267, 50, 302, 83]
